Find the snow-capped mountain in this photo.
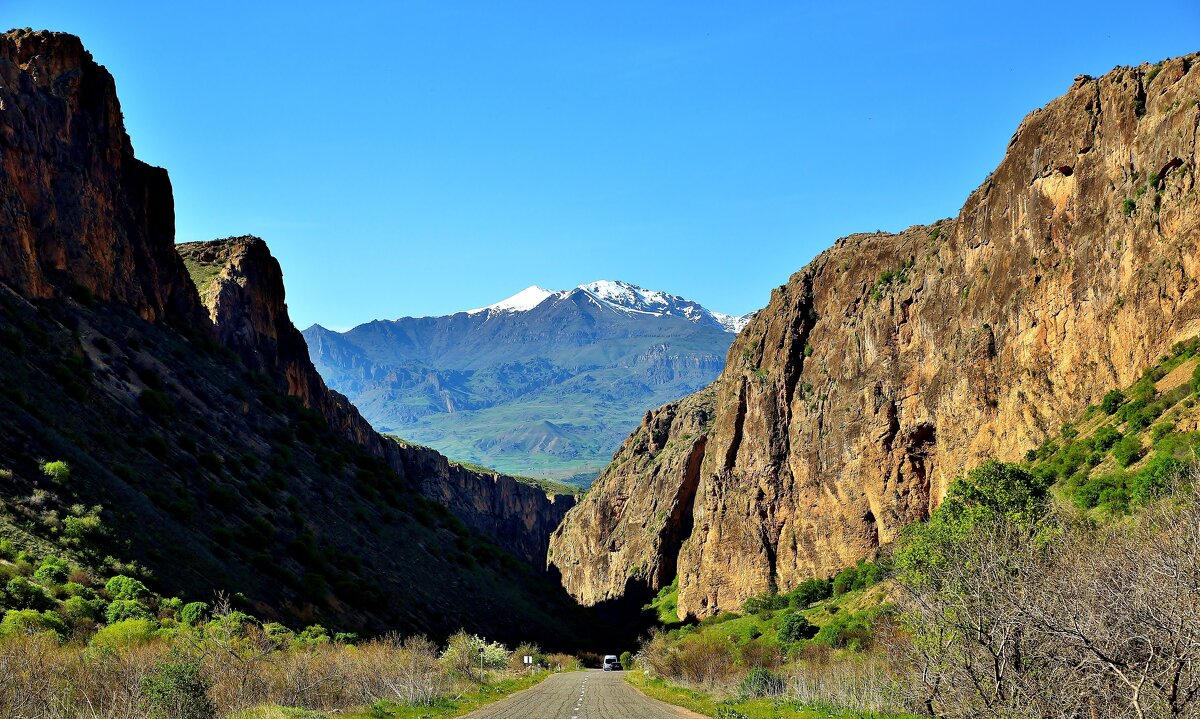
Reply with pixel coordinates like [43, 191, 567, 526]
[465, 280, 752, 333]
[304, 280, 758, 486]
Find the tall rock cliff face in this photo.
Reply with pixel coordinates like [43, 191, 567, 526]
[552, 54, 1200, 619]
[548, 386, 714, 606]
[0, 29, 201, 324]
[176, 237, 574, 565]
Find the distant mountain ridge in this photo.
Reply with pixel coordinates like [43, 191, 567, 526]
[305, 281, 751, 483]
[464, 280, 753, 333]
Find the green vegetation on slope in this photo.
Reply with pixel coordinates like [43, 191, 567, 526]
[634, 337, 1200, 717]
[0, 289, 596, 644]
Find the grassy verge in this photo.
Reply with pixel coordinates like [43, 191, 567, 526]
[235, 671, 555, 719]
[626, 672, 917, 719]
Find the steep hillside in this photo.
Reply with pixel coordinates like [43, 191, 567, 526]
[552, 53, 1200, 619]
[305, 281, 747, 483]
[178, 237, 576, 566]
[0, 29, 593, 646]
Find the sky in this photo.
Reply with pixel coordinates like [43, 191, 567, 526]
[8, 2, 1200, 330]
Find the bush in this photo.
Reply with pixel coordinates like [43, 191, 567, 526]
[778, 612, 818, 643]
[6, 576, 51, 610]
[90, 618, 158, 649]
[813, 610, 875, 650]
[180, 601, 209, 626]
[1101, 389, 1126, 413]
[105, 575, 150, 601]
[60, 595, 101, 624]
[738, 667, 786, 698]
[1074, 473, 1128, 510]
[0, 609, 68, 639]
[143, 656, 217, 719]
[105, 599, 153, 624]
[40, 460, 71, 484]
[787, 577, 833, 608]
[1112, 435, 1144, 467]
[1131, 455, 1183, 502]
[1093, 424, 1123, 451]
[33, 556, 70, 585]
[440, 631, 509, 674]
[742, 591, 789, 615]
[832, 558, 884, 595]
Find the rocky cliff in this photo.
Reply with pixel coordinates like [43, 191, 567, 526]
[176, 237, 574, 565]
[551, 54, 1200, 618]
[0, 29, 202, 324]
[548, 386, 714, 606]
[0, 29, 589, 642]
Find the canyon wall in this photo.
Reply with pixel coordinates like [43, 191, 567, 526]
[552, 54, 1200, 618]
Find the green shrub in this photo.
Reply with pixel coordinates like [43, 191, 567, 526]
[60, 595, 102, 623]
[778, 612, 818, 643]
[787, 577, 832, 608]
[832, 558, 884, 595]
[1122, 198, 1136, 216]
[940, 461, 1050, 525]
[738, 667, 786, 698]
[1130, 455, 1183, 502]
[741, 591, 789, 615]
[1112, 435, 1144, 467]
[180, 601, 209, 626]
[0, 539, 14, 560]
[1093, 424, 1123, 451]
[6, 576, 51, 610]
[143, 656, 217, 719]
[813, 610, 875, 650]
[106, 599, 153, 624]
[33, 556, 69, 585]
[1101, 389, 1126, 414]
[0, 609, 68, 639]
[105, 575, 150, 601]
[1074, 473, 1127, 509]
[40, 460, 71, 484]
[620, 650, 633, 669]
[91, 618, 158, 649]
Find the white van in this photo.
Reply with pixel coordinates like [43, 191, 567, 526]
[602, 655, 621, 671]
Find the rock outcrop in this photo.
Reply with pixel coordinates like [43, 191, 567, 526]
[177, 237, 574, 565]
[552, 54, 1200, 618]
[548, 386, 714, 606]
[0, 29, 202, 324]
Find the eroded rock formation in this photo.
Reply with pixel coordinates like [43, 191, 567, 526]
[552, 54, 1200, 618]
[0, 29, 202, 324]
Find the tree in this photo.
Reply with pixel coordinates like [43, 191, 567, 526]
[180, 601, 209, 626]
[39, 460, 70, 484]
[105, 575, 149, 601]
[778, 612, 818, 643]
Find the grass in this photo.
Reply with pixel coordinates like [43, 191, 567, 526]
[626, 672, 917, 719]
[233, 672, 554, 719]
[181, 258, 222, 294]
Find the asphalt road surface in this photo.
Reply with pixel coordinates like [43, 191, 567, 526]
[461, 669, 705, 719]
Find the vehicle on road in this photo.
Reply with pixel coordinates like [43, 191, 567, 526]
[602, 655, 621, 671]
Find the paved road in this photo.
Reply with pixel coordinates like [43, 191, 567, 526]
[461, 669, 705, 719]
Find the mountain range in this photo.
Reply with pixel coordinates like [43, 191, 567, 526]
[304, 280, 752, 484]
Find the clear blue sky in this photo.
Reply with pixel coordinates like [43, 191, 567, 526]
[10, 2, 1200, 329]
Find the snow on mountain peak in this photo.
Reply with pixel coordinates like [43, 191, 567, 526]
[461, 279, 752, 332]
[466, 285, 554, 314]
